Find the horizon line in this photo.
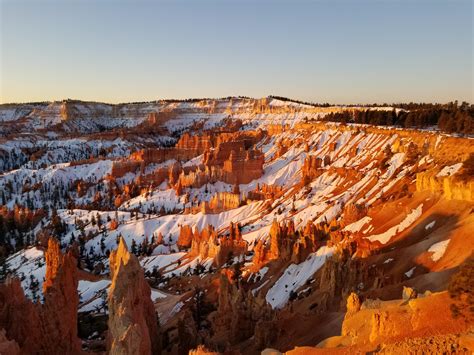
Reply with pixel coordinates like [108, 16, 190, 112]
[0, 95, 470, 107]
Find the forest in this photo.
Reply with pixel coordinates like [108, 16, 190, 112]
[317, 101, 474, 134]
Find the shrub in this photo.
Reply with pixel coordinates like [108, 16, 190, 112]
[448, 255, 474, 320]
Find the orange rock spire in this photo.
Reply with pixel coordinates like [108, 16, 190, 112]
[108, 237, 161, 355]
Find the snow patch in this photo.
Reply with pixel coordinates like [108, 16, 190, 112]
[367, 204, 423, 244]
[425, 221, 436, 230]
[437, 163, 462, 177]
[343, 216, 372, 233]
[405, 267, 416, 278]
[266, 246, 334, 309]
[427, 239, 450, 262]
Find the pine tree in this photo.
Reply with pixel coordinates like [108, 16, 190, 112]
[131, 239, 137, 255]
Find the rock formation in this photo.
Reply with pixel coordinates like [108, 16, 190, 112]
[222, 148, 264, 185]
[252, 219, 328, 268]
[345, 292, 361, 316]
[111, 160, 142, 178]
[215, 269, 276, 349]
[301, 156, 323, 185]
[342, 203, 368, 226]
[108, 237, 161, 355]
[0, 329, 20, 355]
[3, 99, 474, 354]
[0, 238, 82, 354]
[115, 130, 265, 193]
[402, 286, 417, 301]
[416, 169, 474, 202]
[189, 223, 247, 267]
[283, 291, 473, 354]
[188, 345, 219, 355]
[247, 183, 284, 201]
[201, 191, 240, 214]
[41, 238, 82, 354]
[177, 225, 194, 250]
[0, 277, 42, 354]
[341, 291, 471, 350]
[316, 250, 385, 312]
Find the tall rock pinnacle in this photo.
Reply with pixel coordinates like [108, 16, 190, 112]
[108, 237, 161, 355]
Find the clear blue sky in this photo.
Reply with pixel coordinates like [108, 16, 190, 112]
[1, 0, 472, 104]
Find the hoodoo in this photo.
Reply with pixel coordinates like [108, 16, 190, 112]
[0, 238, 82, 354]
[108, 238, 161, 355]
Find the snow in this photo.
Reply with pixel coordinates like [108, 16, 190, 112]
[0, 159, 114, 209]
[367, 204, 423, 244]
[79, 279, 111, 302]
[78, 279, 165, 312]
[151, 289, 168, 301]
[6, 247, 46, 300]
[39, 127, 437, 275]
[141, 253, 186, 272]
[243, 224, 272, 245]
[161, 256, 214, 277]
[78, 279, 111, 312]
[169, 301, 184, 318]
[182, 155, 203, 167]
[383, 258, 394, 264]
[71, 200, 266, 261]
[425, 221, 436, 230]
[124, 188, 184, 213]
[252, 280, 270, 295]
[436, 163, 463, 177]
[248, 147, 306, 189]
[427, 239, 450, 261]
[256, 266, 269, 279]
[405, 267, 416, 278]
[343, 216, 372, 233]
[266, 246, 334, 309]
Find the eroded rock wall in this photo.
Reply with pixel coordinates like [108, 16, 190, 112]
[416, 170, 474, 202]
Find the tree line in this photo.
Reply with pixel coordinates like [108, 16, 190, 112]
[317, 101, 473, 134]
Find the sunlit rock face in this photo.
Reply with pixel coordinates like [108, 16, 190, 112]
[188, 223, 247, 267]
[416, 170, 474, 202]
[108, 238, 161, 355]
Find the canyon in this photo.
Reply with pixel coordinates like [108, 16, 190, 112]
[0, 97, 472, 354]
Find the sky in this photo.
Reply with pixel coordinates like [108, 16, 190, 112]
[0, 0, 472, 104]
